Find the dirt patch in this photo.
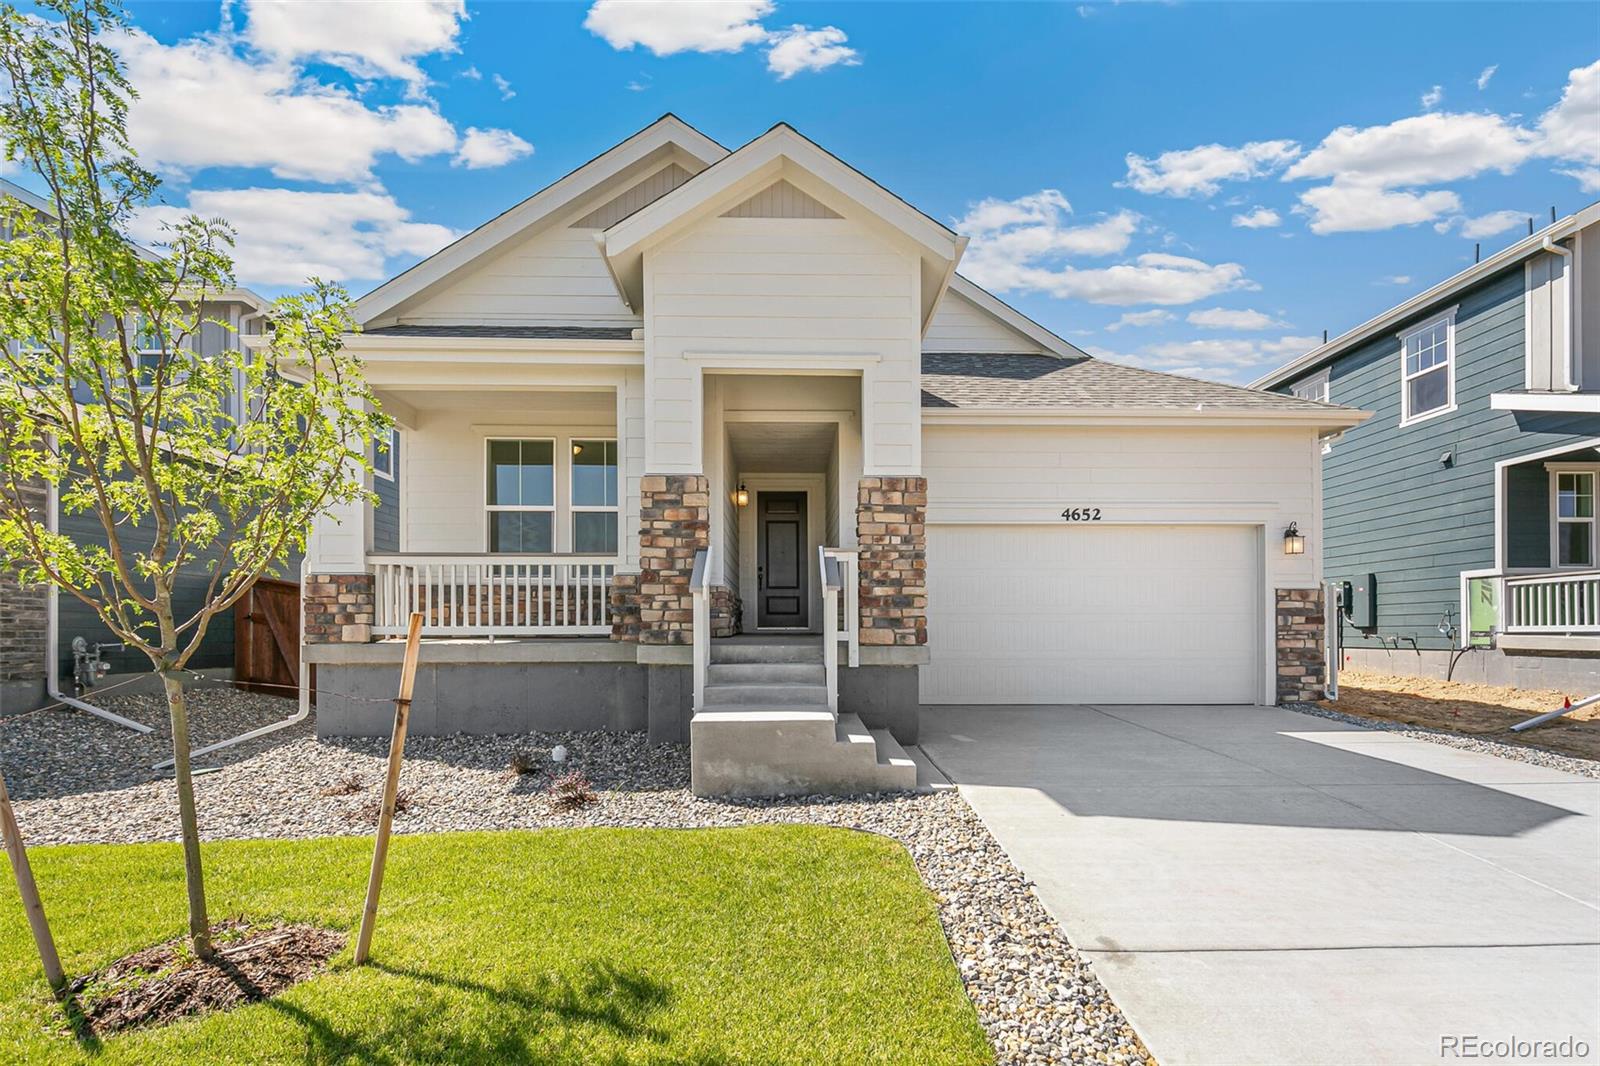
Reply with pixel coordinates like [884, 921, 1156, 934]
[66, 919, 345, 1036]
[1325, 669, 1600, 762]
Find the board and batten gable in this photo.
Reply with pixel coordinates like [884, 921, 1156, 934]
[1274, 263, 1597, 651]
[643, 213, 923, 474]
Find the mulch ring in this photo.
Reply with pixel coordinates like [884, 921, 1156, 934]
[66, 918, 345, 1036]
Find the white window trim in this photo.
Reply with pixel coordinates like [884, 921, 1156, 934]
[484, 437, 556, 554]
[1546, 462, 1599, 570]
[373, 427, 398, 482]
[568, 437, 620, 555]
[1290, 368, 1330, 404]
[1397, 306, 1458, 427]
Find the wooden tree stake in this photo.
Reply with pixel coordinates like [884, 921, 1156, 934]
[0, 764, 65, 994]
[354, 611, 423, 965]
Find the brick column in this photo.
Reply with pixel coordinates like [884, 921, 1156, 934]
[1276, 586, 1325, 703]
[303, 573, 374, 644]
[0, 476, 49, 696]
[615, 474, 709, 646]
[710, 585, 741, 638]
[857, 476, 927, 646]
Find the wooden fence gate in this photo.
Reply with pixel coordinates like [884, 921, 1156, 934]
[234, 579, 303, 699]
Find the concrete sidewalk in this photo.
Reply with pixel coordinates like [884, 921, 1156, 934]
[921, 704, 1600, 1066]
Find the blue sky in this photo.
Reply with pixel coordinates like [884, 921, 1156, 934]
[53, 2, 1600, 382]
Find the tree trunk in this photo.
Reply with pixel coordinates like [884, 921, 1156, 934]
[161, 671, 212, 960]
[0, 765, 65, 993]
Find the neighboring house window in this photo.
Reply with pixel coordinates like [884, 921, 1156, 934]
[133, 316, 165, 388]
[1398, 309, 1455, 425]
[1551, 468, 1597, 568]
[1290, 370, 1329, 404]
[571, 439, 619, 554]
[373, 428, 398, 481]
[486, 439, 554, 552]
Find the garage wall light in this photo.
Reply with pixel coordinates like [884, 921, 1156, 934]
[734, 483, 750, 508]
[1283, 522, 1305, 555]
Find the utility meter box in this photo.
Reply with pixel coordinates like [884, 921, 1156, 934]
[1346, 573, 1377, 628]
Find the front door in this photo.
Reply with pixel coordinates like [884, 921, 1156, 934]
[757, 491, 808, 628]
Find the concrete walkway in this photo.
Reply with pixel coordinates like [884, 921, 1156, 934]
[920, 704, 1600, 1066]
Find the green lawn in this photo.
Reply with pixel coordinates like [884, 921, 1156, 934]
[0, 826, 990, 1064]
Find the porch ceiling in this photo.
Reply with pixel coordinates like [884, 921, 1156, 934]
[727, 421, 836, 473]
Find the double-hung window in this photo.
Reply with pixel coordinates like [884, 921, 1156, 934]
[1399, 310, 1455, 425]
[133, 315, 165, 388]
[570, 439, 619, 554]
[1552, 468, 1597, 568]
[373, 428, 398, 481]
[486, 439, 554, 552]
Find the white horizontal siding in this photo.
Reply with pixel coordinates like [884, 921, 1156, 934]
[924, 289, 1043, 353]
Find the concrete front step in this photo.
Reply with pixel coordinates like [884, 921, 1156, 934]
[703, 682, 829, 708]
[690, 710, 918, 798]
[710, 641, 823, 665]
[706, 662, 826, 685]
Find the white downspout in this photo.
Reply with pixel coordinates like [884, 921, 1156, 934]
[1540, 236, 1577, 392]
[42, 474, 153, 733]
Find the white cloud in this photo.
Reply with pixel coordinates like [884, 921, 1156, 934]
[242, 0, 465, 93]
[1538, 59, 1600, 167]
[1451, 209, 1528, 239]
[1186, 308, 1284, 330]
[1295, 184, 1461, 235]
[130, 187, 458, 287]
[1285, 111, 1535, 188]
[1421, 85, 1444, 110]
[1100, 334, 1321, 383]
[1559, 166, 1600, 193]
[1121, 140, 1301, 199]
[1231, 206, 1281, 229]
[955, 191, 1139, 265]
[114, 27, 459, 183]
[453, 127, 533, 169]
[1476, 64, 1498, 90]
[1379, 275, 1412, 285]
[492, 73, 516, 100]
[583, 0, 773, 55]
[969, 251, 1253, 307]
[765, 25, 858, 78]
[1105, 309, 1173, 331]
[460, 65, 482, 80]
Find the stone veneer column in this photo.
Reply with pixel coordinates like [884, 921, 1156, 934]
[0, 475, 49, 703]
[613, 474, 709, 646]
[303, 573, 374, 644]
[710, 586, 741, 638]
[1275, 586, 1325, 703]
[856, 476, 927, 646]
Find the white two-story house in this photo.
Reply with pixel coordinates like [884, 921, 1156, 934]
[298, 116, 1363, 796]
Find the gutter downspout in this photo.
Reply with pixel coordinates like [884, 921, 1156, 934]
[1540, 236, 1578, 392]
[42, 474, 153, 734]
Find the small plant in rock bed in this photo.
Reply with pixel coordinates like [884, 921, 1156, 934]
[320, 774, 364, 797]
[351, 789, 417, 824]
[548, 771, 597, 811]
[507, 750, 541, 777]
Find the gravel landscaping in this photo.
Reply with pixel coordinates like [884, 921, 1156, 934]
[1287, 701, 1600, 779]
[1, 687, 1152, 1066]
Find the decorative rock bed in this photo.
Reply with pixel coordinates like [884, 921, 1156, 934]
[1, 688, 1152, 1065]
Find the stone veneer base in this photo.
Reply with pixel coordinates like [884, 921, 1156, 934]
[1276, 586, 1326, 703]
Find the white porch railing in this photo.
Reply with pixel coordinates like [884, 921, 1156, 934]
[690, 546, 713, 712]
[819, 546, 841, 713]
[822, 547, 860, 669]
[1505, 570, 1600, 633]
[371, 554, 617, 637]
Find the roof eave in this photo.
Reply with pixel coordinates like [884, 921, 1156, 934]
[922, 405, 1371, 430]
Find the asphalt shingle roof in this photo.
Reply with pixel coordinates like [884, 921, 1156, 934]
[920, 352, 1349, 412]
[363, 325, 637, 340]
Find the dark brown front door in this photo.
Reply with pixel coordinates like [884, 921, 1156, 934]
[757, 491, 808, 628]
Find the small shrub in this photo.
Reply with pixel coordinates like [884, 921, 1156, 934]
[320, 773, 364, 797]
[507, 750, 540, 777]
[352, 789, 417, 824]
[548, 770, 597, 811]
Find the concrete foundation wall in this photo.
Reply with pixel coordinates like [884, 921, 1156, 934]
[1342, 646, 1600, 694]
[839, 665, 919, 744]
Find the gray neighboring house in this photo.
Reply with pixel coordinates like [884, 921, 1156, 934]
[0, 177, 294, 714]
[1253, 202, 1600, 692]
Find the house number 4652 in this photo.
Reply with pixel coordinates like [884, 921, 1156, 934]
[1060, 507, 1102, 521]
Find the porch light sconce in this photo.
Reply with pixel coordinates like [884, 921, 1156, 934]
[572, 443, 583, 456]
[734, 483, 750, 508]
[1283, 522, 1305, 556]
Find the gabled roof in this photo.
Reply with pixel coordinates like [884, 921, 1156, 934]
[600, 123, 967, 324]
[923, 352, 1366, 428]
[1251, 200, 1600, 390]
[353, 114, 728, 328]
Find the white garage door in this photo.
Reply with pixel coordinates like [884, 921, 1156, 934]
[920, 524, 1261, 705]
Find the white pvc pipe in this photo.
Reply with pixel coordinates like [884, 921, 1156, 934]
[150, 664, 309, 771]
[1510, 690, 1600, 733]
[42, 475, 153, 734]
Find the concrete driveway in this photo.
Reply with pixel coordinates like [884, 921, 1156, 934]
[920, 704, 1600, 1066]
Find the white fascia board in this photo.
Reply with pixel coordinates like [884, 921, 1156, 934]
[1490, 391, 1600, 413]
[922, 406, 1371, 430]
[353, 116, 728, 327]
[603, 125, 962, 274]
[946, 275, 1087, 360]
[1251, 200, 1600, 390]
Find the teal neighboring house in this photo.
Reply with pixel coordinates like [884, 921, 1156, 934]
[1253, 202, 1600, 692]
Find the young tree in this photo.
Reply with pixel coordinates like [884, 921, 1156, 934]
[0, 0, 387, 960]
